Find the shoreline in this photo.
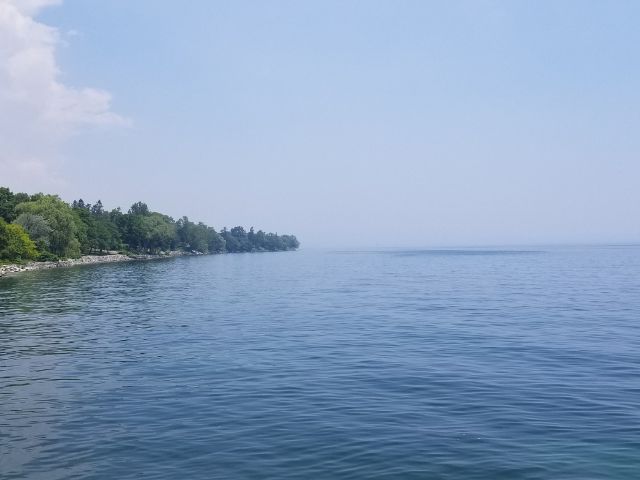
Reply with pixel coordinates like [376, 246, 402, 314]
[0, 251, 192, 278]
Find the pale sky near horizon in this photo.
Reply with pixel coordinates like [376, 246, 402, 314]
[1, 0, 639, 247]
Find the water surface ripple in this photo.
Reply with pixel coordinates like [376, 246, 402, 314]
[1, 247, 639, 479]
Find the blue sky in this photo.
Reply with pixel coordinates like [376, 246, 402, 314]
[2, 1, 639, 247]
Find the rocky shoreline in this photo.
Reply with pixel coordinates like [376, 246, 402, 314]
[0, 251, 190, 278]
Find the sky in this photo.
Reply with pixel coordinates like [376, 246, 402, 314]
[1, 0, 639, 247]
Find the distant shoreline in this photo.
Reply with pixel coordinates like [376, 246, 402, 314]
[0, 188, 300, 268]
[0, 249, 300, 278]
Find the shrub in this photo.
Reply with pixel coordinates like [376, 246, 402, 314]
[0, 219, 38, 261]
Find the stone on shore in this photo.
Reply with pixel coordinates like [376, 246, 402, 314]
[0, 252, 187, 278]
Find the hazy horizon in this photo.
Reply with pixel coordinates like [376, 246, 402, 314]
[2, 0, 639, 248]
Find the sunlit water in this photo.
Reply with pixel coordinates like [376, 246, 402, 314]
[1, 247, 639, 479]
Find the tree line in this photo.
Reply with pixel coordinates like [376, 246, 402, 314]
[0, 187, 299, 262]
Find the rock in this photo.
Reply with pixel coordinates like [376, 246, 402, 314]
[0, 252, 188, 278]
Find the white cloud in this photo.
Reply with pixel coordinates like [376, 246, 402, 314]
[6, 0, 61, 16]
[0, 0, 127, 188]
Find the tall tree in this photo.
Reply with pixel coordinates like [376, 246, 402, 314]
[14, 213, 52, 251]
[0, 187, 29, 222]
[16, 195, 82, 258]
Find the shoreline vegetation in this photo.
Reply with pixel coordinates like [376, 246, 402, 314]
[0, 186, 299, 277]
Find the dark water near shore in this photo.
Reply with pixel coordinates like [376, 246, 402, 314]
[1, 247, 639, 479]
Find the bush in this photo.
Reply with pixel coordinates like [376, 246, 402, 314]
[0, 219, 39, 261]
[37, 251, 59, 262]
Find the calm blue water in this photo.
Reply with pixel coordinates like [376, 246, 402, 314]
[1, 247, 639, 479]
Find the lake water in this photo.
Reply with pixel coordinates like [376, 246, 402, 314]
[1, 247, 639, 479]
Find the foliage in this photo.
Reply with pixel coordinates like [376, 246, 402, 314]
[128, 201, 150, 216]
[221, 226, 299, 252]
[176, 217, 224, 254]
[0, 187, 30, 222]
[14, 213, 52, 251]
[0, 186, 299, 261]
[206, 225, 226, 253]
[71, 200, 122, 253]
[15, 195, 82, 258]
[0, 219, 38, 260]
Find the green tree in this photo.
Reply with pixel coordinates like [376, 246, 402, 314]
[145, 213, 177, 253]
[0, 219, 38, 260]
[177, 217, 210, 253]
[230, 226, 252, 252]
[0, 187, 29, 222]
[0, 187, 16, 222]
[71, 205, 90, 253]
[254, 229, 266, 250]
[220, 227, 238, 252]
[15, 195, 82, 258]
[2, 186, 300, 259]
[13, 213, 52, 251]
[207, 227, 226, 253]
[281, 235, 300, 250]
[71, 199, 122, 254]
[128, 201, 150, 216]
[91, 200, 104, 216]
